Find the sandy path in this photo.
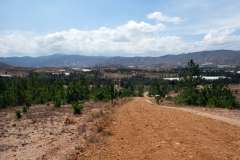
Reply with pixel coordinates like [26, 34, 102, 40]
[146, 100, 240, 127]
[82, 97, 240, 160]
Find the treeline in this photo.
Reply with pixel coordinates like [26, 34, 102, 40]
[0, 73, 146, 110]
[0, 73, 66, 109]
[175, 60, 240, 108]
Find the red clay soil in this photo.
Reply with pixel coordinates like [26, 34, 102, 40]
[79, 97, 240, 160]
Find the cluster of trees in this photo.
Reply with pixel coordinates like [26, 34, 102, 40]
[0, 73, 93, 109]
[175, 59, 240, 108]
[0, 73, 66, 109]
[92, 82, 144, 102]
[0, 72, 145, 110]
[148, 81, 166, 103]
[92, 83, 118, 102]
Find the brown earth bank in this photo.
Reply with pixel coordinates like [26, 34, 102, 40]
[77, 97, 240, 160]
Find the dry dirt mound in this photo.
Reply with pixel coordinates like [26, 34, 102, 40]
[79, 97, 240, 160]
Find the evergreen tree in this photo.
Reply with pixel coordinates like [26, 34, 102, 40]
[129, 84, 135, 97]
[66, 75, 90, 103]
[175, 59, 201, 105]
[137, 85, 144, 97]
[108, 83, 118, 103]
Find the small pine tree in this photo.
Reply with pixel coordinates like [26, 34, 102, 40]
[72, 102, 84, 114]
[54, 96, 62, 107]
[109, 83, 118, 103]
[22, 106, 28, 113]
[137, 85, 144, 97]
[25, 98, 31, 108]
[15, 110, 22, 119]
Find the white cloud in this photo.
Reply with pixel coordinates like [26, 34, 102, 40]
[116, 21, 165, 37]
[203, 29, 235, 41]
[147, 12, 182, 24]
[0, 22, 240, 57]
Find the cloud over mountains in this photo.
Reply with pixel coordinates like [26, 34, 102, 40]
[0, 11, 240, 57]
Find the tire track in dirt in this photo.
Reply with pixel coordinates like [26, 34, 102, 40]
[81, 97, 240, 160]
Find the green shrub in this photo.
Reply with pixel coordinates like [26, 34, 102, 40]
[25, 99, 31, 108]
[46, 103, 50, 106]
[15, 110, 22, 119]
[35, 94, 46, 104]
[54, 97, 62, 107]
[235, 89, 238, 94]
[72, 102, 84, 115]
[94, 88, 107, 101]
[62, 99, 66, 105]
[166, 95, 172, 101]
[22, 106, 28, 113]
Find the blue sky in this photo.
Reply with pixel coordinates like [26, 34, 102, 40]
[1, 0, 240, 57]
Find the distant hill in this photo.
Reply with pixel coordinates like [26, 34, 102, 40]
[1, 50, 240, 68]
[0, 54, 108, 68]
[0, 62, 10, 66]
[94, 50, 240, 67]
[33, 55, 108, 67]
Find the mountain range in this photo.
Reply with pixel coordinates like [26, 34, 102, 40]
[1, 50, 240, 68]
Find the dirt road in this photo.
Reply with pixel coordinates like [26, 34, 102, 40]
[82, 97, 240, 160]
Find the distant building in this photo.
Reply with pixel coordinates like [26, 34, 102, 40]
[0, 74, 12, 77]
[163, 78, 180, 81]
[218, 65, 229, 68]
[72, 68, 81, 70]
[202, 76, 226, 80]
[64, 73, 70, 76]
[52, 73, 59, 75]
[82, 69, 91, 72]
[164, 76, 229, 81]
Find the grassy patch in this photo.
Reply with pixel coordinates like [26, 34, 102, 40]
[90, 113, 99, 118]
